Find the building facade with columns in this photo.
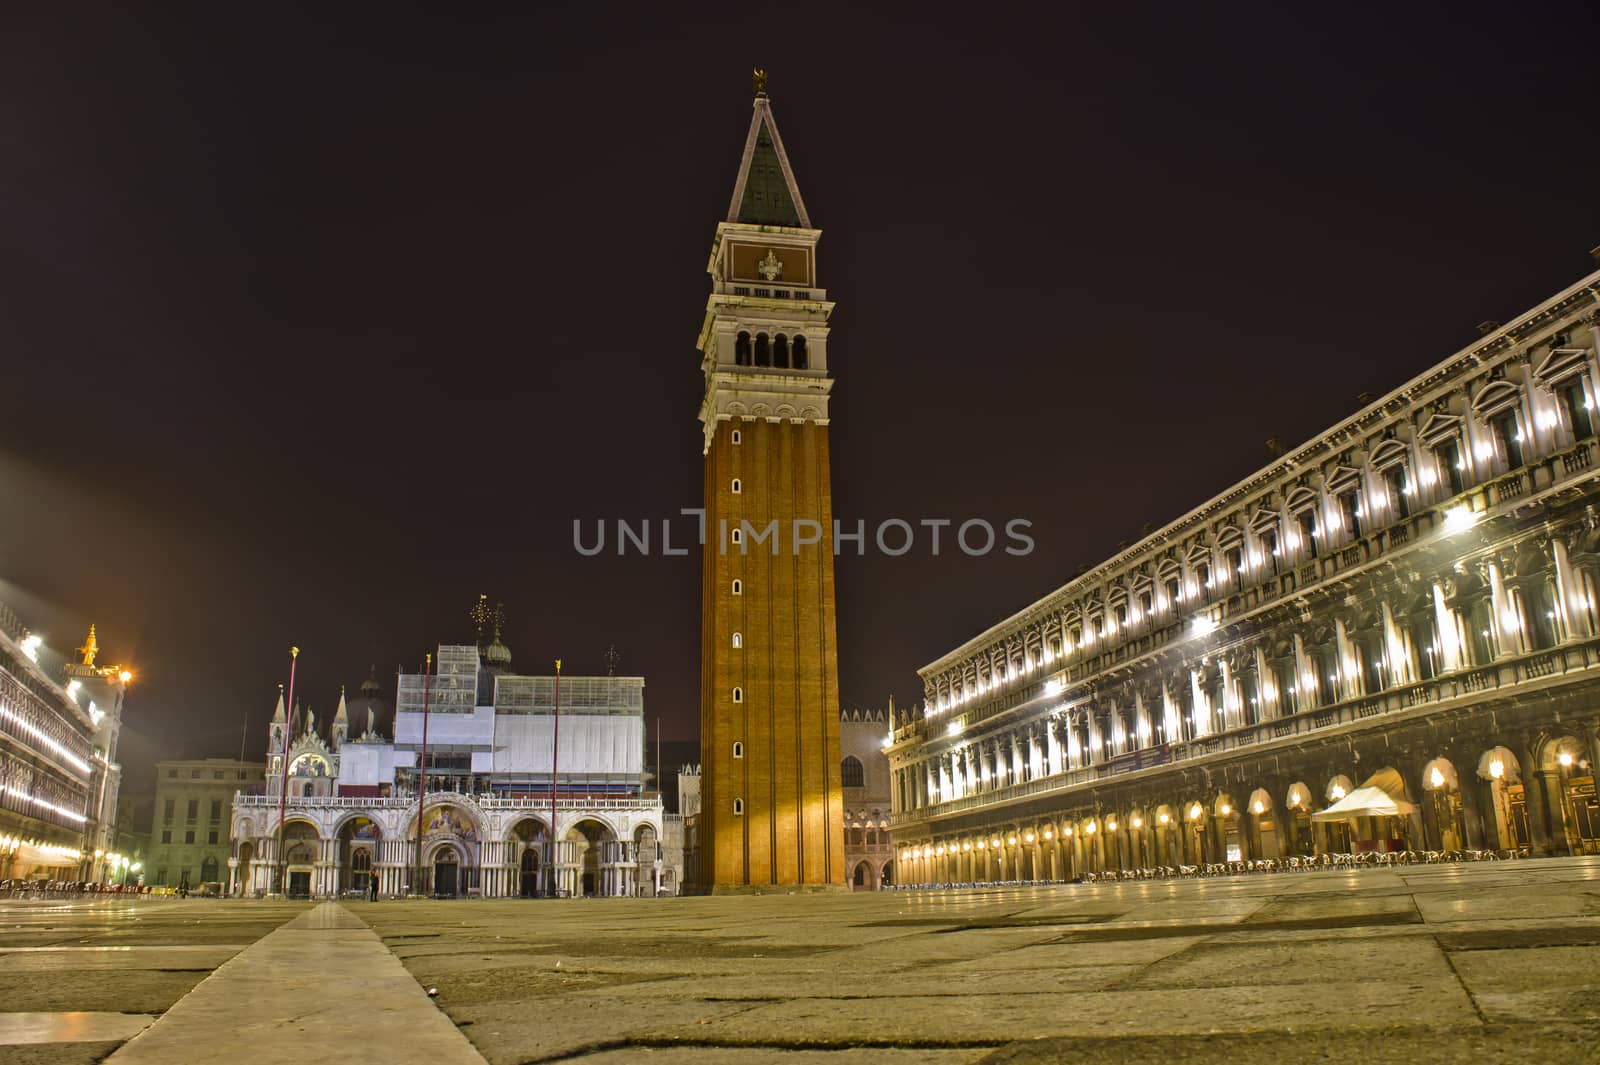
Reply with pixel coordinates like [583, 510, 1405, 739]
[230, 635, 664, 899]
[0, 609, 130, 884]
[888, 262, 1600, 885]
[841, 705, 894, 890]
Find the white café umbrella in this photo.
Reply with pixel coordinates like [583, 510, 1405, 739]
[1310, 786, 1418, 822]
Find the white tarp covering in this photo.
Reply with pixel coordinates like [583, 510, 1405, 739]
[492, 713, 643, 776]
[1311, 786, 1418, 822]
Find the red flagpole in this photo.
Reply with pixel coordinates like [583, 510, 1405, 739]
[413, 652, 432, 896]
[548, 658, 561, 897]
[274, 646, 299, 895]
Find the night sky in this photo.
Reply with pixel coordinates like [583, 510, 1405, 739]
[4, 5, 1599, 794]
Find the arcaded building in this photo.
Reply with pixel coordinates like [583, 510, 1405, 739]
[0, 611, 129, 883]
[697, 77, 846, 890]
[888, 262, 1600, 884]
[231, 622, 664, 898]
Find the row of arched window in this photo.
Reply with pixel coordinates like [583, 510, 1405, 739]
[734, 331, 809, 369]
[928, 359, 1600, 709]
[905, 550, 1598, 809]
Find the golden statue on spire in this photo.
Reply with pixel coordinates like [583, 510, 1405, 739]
[752, 68, 768, 96]
[77, 625, 99, 667]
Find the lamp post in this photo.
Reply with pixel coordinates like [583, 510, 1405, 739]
[547, 659, 561, 898]
[412, 653, 432, 897]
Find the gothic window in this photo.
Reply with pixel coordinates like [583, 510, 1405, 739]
[732, 687, 743, 703]
[1336, 485, 1362, 540]
[1557, 377, 1595, 440]
[1525, 579, 1560, 649]
[1382, 462, 1411, 520]
[732, 579, 741, 595]
[793, 335, 809, 369]
[1313, 644, 1339, 705]
[1295, 508, 1319, 560]
[1430, 437, 1465, 496]
[731, 429, 742, 445]
[1205, 671, 1226, 732]
[730, 527, 742, 547]
[1409, 610, 1439, 681]
[732, 631, 742, 648]
[731, 478, 741, 495]
[1272, 659, 1297, 715]
[842, 756, 865, 788]
[754, 333, 771, 366]
[732, 741, 743, 758]
[1489, 409, 1524, 471]
[1238, 663, 1260, 725]
[1355, 631, 1385, 694]
[735, 332, 751, 366]
[773, 334, 789, 368]
[1465, 597, 1494, 665]
[733, 798, 744, 815]
[1259, 527, 1279, 570]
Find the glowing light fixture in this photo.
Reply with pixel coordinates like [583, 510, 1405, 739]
[1489, 758, 1505, 779]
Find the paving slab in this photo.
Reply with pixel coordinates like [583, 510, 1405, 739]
[106, 902, 485, 1065]
[0, 1012, 154, 1044]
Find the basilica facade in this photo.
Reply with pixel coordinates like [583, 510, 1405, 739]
[888, 262, 1600, 884]
[230, 631, 664, 899]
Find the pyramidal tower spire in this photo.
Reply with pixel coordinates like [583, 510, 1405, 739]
[726, 70, 810, 228]
[696, 71, 845, 892]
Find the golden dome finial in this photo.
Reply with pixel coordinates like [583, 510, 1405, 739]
[77, 625, 99, 667]
[752, 68, 768, 96]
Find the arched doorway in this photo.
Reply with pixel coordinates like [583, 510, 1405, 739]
[1477, 746, 1528, 853]
[1213, 794, 1241, 862]
[566, 819, 614, 897]
[338, 816, 381, 897]
[1539, 735, 1597, 855]
[1285, 783, 1314, 856]
[432, 844, 462, 898]
[1421, 757, 1466, 851]
[510, 817, 548, 898]
[633, 824, 659, 897]
[1322, 776, 1355, 853]
[880, 859, 894, 887]
[200, 855, 219, 885]
[1246, 788, 1278, 859]
[412, 803, 480, 897]
[281, 821, 319, 898]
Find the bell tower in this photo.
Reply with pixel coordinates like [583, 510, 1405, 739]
[697, 74, 845, 890]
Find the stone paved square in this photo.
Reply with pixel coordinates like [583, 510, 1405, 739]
[8, 858, 1600, 1062]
